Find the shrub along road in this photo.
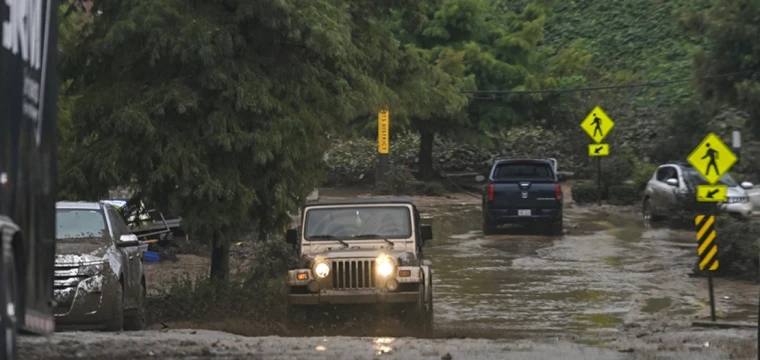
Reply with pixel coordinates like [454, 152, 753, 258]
[19, 188, 759, 359]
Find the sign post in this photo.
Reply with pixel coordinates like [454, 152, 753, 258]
[376, 109, 390, 185]
[580, 106, 615, 206]
[686, 132, 739, 323]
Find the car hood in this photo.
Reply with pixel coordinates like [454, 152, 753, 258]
[55, 240, 110, 264]
[727, 186, 747, 197]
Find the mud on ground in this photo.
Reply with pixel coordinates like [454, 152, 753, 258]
[21, 186, 760, 359]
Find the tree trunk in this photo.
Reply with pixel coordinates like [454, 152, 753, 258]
[417, 130, 436, 180]
[210, 232, 230, 281]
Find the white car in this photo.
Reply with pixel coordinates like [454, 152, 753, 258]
[642, 162, 753, 220]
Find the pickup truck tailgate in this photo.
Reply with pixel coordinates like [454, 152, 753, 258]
[491, 180, 558, 209]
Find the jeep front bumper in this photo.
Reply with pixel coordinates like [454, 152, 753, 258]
[286, 266, 422, 305]
[289, 290, 419, 305]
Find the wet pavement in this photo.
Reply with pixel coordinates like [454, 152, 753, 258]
[425, 201, 758, 344]
[19, 192, 760, 358]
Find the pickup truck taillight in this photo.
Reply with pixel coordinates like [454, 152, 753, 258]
[555, 184, 562, 200]
[487, 184, 494, 201]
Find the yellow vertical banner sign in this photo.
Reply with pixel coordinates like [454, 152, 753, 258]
[378, 109, 390, 154]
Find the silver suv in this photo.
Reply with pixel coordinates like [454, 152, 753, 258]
[54, 201, 146, 331]
[285, 198, 433, 334]
[642, 162, 754, 221]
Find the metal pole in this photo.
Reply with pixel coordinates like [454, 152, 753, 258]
[597, 157, 602, 206]
[708, 271, 716, 322]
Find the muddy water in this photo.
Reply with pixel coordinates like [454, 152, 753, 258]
[425, 203, 754, 342]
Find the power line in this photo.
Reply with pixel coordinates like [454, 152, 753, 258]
[461, 70, 756, 97]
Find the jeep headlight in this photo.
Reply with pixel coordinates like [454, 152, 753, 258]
[376, 255, 395, 277]
[314, 262, 330, 278]
[78, 260, 107, 276]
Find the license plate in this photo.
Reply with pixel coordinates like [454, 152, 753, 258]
[518, 209, 532, 216]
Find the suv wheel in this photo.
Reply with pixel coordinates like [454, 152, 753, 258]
[642, 198, 662, 222]
[550, 218, 563, 236]
[123, 283, 146, 331]
[106, 285, 124, 331]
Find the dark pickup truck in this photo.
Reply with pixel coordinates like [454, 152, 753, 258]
[478, 158, 565, 235]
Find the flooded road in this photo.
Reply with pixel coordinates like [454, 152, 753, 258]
[20, 191, 760, 359]
[425, 202, 756, 343]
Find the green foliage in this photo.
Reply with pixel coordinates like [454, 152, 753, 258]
[683, 0, 760, 138]
[607, 185, 639, 206]
[632, 162, 658, 192]
[571, 182, 598, 204]
[59, 0, 469, 278]
[599, 152, 635, 198]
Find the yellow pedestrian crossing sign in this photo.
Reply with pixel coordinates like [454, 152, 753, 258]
[580, 106, 615, 143]
[686, 133, 737, 185]
[696, 185, 727, 202]
[588, 144, 609, 156]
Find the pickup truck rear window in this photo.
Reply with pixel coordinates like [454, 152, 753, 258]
[493, 162, 554, 181]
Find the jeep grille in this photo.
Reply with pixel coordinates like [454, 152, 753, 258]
[332, 260, 375, 289]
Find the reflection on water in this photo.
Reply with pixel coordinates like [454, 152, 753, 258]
[373, 337, 394, 355]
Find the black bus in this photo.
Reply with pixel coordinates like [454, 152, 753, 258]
[1, 0, 59, 358]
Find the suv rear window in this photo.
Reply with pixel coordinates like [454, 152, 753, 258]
[493, 162, 554, 181]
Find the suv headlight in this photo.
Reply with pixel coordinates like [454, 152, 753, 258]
[314, 262, 330, 278]
[376, 255, 395, 277]
[78, 260, 107, 276]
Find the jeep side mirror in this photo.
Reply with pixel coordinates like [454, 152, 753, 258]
[475, 175, 485, 182]
[117, 234, 140, 247]
[286, 229, 298, 245]
[666, 178, 678, 187]
[421, 225, 433, 242]
[557, 173, 566, 182]
[741, 181, 754, 189]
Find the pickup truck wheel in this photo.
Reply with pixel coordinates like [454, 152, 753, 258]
[1, 251, 18, 360]
[482, 215, 497, 236]
[106, 285, 124, 331]
[123, 284, 146, 331]
[550, 219, 563, 236]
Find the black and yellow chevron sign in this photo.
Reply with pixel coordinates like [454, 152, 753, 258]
[695, 215, 719, 271]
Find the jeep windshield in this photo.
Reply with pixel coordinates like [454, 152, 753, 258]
[682, 167, 738, 188]
[304, 206, 412, 240]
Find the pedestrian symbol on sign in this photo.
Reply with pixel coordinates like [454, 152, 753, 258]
[591, 114, 603, 138]
[686, 133, 738, 185]
[701, 143, 719, 176]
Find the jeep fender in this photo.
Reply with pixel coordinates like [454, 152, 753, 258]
[421, 265, 432, 303]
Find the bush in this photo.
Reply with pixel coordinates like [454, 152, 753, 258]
[375, 165, 445, 196]
[572, 182, 599, 204]
[607, 184, 640, 205]
[692, 216, 760, 282]
[632, 162, 658, 191]
[148, 240, 297, 324]
[599, 152, 636, 197]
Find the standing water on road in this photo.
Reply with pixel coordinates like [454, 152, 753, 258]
[425, 203, 751, 343]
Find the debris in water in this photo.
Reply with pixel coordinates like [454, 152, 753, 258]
[441, 353, 453, 360]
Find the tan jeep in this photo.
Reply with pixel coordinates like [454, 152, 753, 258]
[285, 198, 433, 334]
